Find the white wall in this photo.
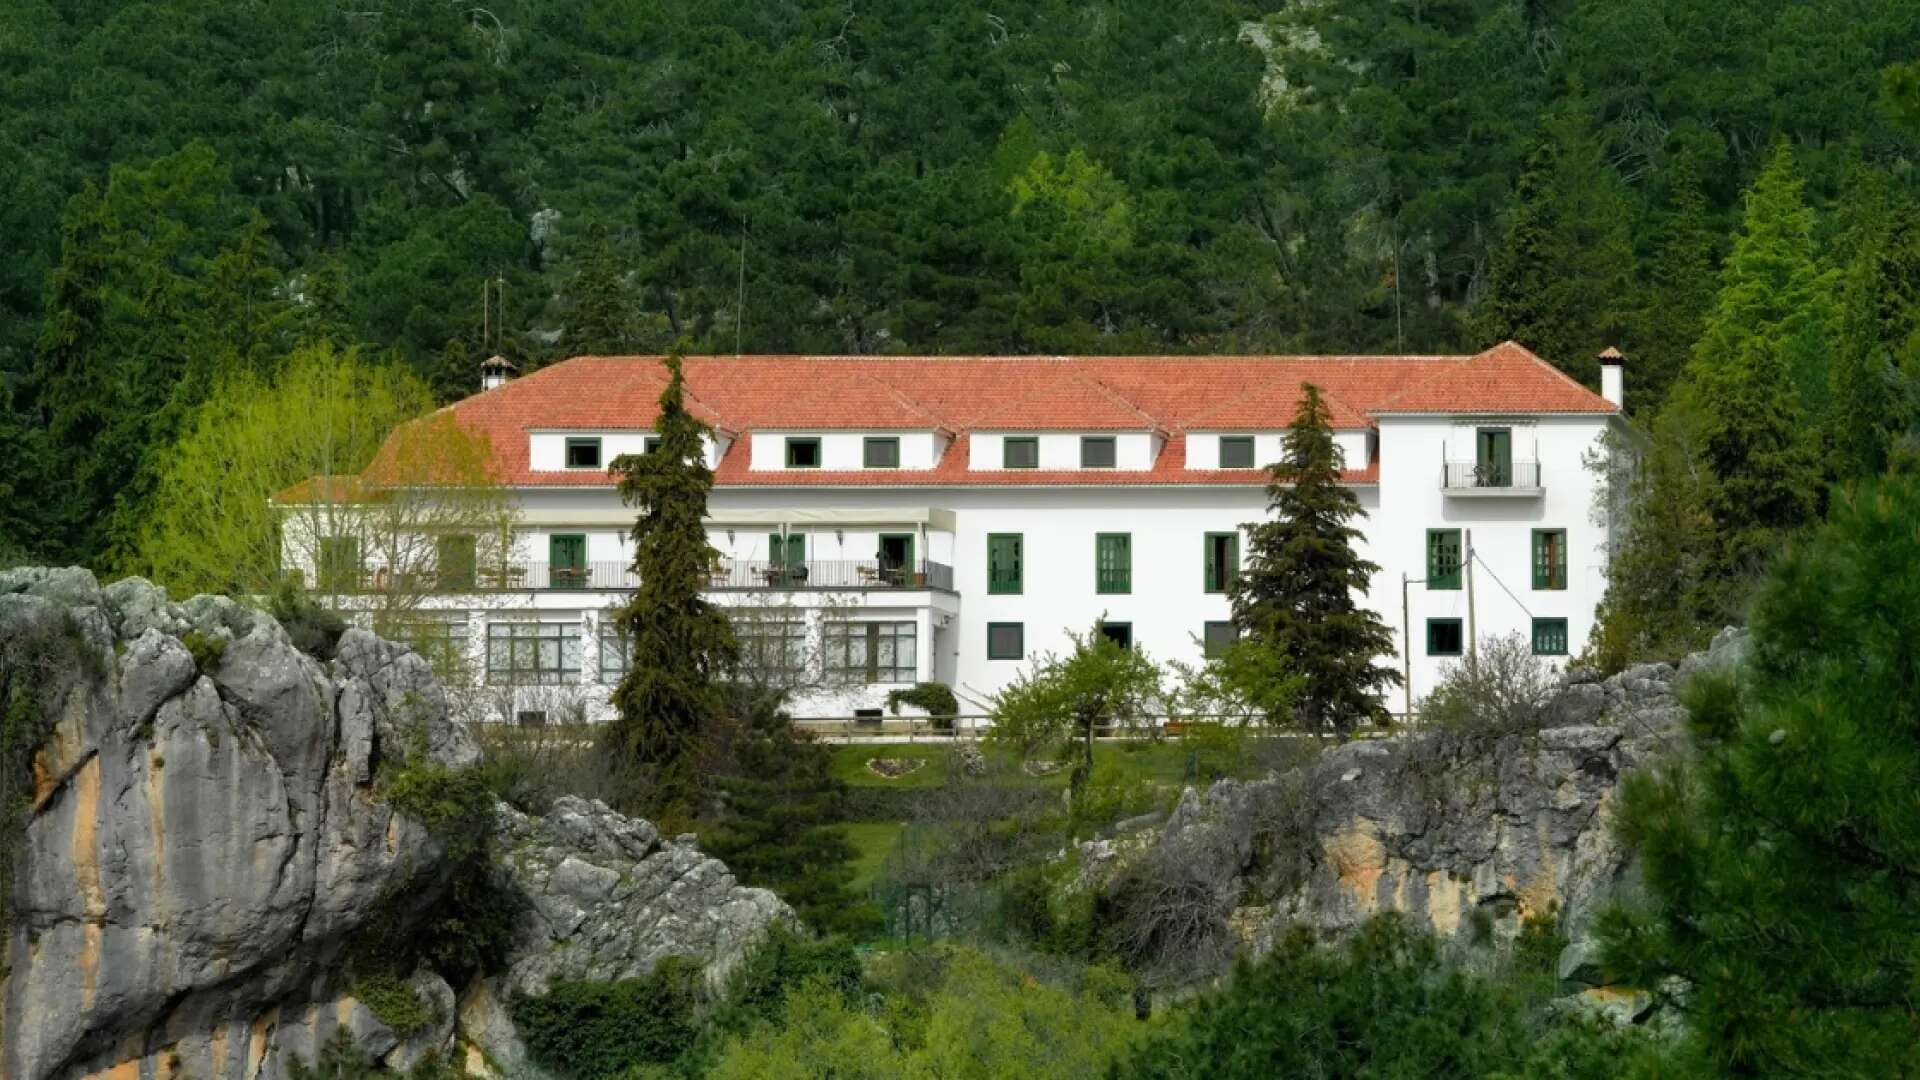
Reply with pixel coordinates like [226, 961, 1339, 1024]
[338, 413, 1619, 722]
[527, 430, 725, 471]
[747, 431, 944, 470]
[1374, 415, 1614, 708]
[967, 431, 1160, 470]
[1183, 429, 1370, 470]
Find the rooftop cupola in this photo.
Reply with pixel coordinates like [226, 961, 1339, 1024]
[1597, 346, 1624, 410]
[481, 354, 518, 392]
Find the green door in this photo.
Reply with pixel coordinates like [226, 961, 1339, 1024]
[1476, 428, 1512, 487]
[770, 533, 807, 585]
[879, 533, 914, 586]
[550, 534, 586, 589]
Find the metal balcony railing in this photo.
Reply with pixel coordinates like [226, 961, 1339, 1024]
[300, 558, 960, 594]
[1441, 460, 1542, 491]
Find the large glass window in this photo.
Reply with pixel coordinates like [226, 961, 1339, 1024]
[987, 534, 1023, 594]
[598, 622, 630, 681]
[397, 617, 470, 678]
[1004, 437, 1039, 469]
[486, 622, 582, 685]
[1532, 529, 1568, 590]
[1427, 529, 1462, 590]
[736, 620, 809, 677]
[1096, 533, 1132, 594]
[824, 621, 916, 684]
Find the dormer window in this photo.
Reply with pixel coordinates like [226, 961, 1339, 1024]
[643, 436, 662, 454]
[1004, 437, 1039, 469]
[786, 437, 822, 469]
[1080, 436, 1116, 469]
[565, 437, 602, 469]
[1219, 436, 1255, 469]
[863, 437, 900, 469]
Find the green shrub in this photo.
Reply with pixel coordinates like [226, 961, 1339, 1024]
[268, 580, 347, 660]
[1116, 914, 1663, 1079]
[179, 630, 227, 672]
[351, 971, 432, 1038]
[718, 925, 864, 1032]
[886, 682, 959, 728]
[289, 1029, 456, 1080]
[511, 959, 706, 1080]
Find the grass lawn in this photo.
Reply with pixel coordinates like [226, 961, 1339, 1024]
[829, 738, 1262, 792]
[838, 821, 905, 894]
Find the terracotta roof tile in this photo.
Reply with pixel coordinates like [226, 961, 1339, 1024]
[323, 346, 1608, 493]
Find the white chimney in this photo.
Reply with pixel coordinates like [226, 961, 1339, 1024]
[481, 354, 518, 392]
[1597, 346, 1624, 410]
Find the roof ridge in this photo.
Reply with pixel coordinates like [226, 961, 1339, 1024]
[1487, 340, 1616, 410]
[1074, 371, 1163, 432]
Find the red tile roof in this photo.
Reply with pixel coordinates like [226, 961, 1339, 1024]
[307, 343, 1608, 494]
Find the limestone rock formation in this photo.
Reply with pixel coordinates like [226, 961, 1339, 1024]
[1084, 629, 1744, 979]
[458, 797, 793, 1074]
[0, 569, 790, 1080]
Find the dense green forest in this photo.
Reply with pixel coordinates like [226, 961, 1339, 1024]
[4, 0, 1920, 586]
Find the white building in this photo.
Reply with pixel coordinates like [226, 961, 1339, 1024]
[280, 343, 1628, 724]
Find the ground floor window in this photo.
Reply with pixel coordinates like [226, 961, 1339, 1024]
[598, 620, 630, 681]
[1426, 618, 1463, 657]
[824, 621, 916, 683]
[395, 617, 470, 678]
[1532, 617, 1569, 656]
[486, 622, 582, 685]
[737, 619, 809, 677]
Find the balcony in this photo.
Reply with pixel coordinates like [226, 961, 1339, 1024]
[1441, 460, 1542, 496]
[298, 558, 957, 595]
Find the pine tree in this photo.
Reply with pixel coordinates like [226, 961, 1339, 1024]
[1231, 385, 1399, 731]
[563, 227, 641, 356]
[1632, 155, 1719, 414]
[1680, 142, 1832, 604]
[1600, 473, 1920, 1076]
[606, 348, 738, 814]
[1473, 109, 1634, 385]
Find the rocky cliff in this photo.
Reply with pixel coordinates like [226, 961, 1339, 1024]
[1085, 630, 1743, 991]
[0, 569, 788, 1080]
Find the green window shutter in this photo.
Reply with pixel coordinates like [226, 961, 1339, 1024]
[1204, 535, 1217, 592]
[1427, 530, 1461, 590]
[769, 532, 785, 565]
[1096, 533, 1131, 594]
[1532, 529, 1567, 590]
[549, 534, 587, 589]
[436, 534, 477, 590]
[1203, 532, 1239, 593]
[988, 534, 1022, 594]
[1531, 618, 1568, 655]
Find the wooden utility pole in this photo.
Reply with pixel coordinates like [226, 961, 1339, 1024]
[1400, 573, 1413, 718]
[1464, 528, 1477, 665]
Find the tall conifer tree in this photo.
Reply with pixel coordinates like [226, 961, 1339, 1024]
[607, 349, 738, 813]
[1601, 473, 1920, 1075]
[1231, 385, 1399, 731]
[1680, 142, 1831, 599]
